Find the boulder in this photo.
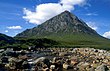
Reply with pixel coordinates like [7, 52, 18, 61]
[43, 58, 50, 68]
[63, 63, 70, 69]
[59, 52, 67, 56]
[22, 61, 30, 69]
[32, 57, 46, 64]
[95, 64, 109, 71]
[50, 65, 55, 70]
[1, 56, 9, 64]
[90, 67, 95, 71]
[63, 63, 72, 70]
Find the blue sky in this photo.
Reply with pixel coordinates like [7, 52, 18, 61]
[0, 0, 110, 38]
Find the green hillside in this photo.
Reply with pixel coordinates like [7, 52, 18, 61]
[44, 34, 110, 48]
[0, 33, 15, 47]
[14, 33, 110, 50]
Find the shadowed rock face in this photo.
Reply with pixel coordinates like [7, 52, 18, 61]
[16, 11, 99, 37]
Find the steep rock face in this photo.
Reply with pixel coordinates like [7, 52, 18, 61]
[16, 11, 99, 37]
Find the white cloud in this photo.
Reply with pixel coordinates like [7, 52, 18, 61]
[7, 26, 22, 30]
[85, 13, 98, 16]
[86, 22, 98, 30]
[23, 0, 87, 25]
[103, 31, 110, 39]
[5, 30, 8, 33]
[60, 0, 86, 6]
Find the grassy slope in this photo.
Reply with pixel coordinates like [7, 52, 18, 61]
[31, 33, 110, 49]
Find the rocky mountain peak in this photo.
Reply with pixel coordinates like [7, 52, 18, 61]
[16, 11, 99, 37]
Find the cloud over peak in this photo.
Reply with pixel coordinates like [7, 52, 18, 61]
[23, 0, 87, 25]
[86, 22, 98, 31]
[5, 30, 8, 33]
[103, 31, 110, 39]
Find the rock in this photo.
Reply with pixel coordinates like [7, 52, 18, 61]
[70, 56, 78, 65]
[42, 68, 49, 71]
[43, 58, 50, 68]
[1, 56, 9, 64]
[63, 63, 72, 70]
[103, 59, 109, 63]
[15, 59, 24, 69]
[95, 64, 109, 71]
[59, 52, 67, 56]
[52, 57, 62, 63]
[63, 63, 70, 69]
[22, 61, 30, 69]
[0, 49, 4, 53]
[33, 57, 46, 64]
[55, 60, 63, 70]
[52, 57, 57, 63]
[73, 67, 79, 71]
[78, 62, 90, 67]
[50, 65, 55, 70]
[42, 64, 49, 71]
[91, 63, 99, 68]
[90, 67, 95, 71]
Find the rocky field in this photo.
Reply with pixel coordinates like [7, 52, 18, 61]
[0, 47, 110, 71]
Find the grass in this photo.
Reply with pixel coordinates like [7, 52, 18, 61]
[13, 33, 110, 50]
[31, 33, 110, 49]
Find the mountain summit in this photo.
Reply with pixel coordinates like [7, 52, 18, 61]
[16, 11, 99, 37]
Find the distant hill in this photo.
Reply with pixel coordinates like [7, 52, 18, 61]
[0, 33, 15, 47]
[14, 11, 110, 49]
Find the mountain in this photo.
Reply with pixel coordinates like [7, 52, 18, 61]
[16, 11, 99, 37]
[16, 11, 110, 49]
[0, 33, 15, 47]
